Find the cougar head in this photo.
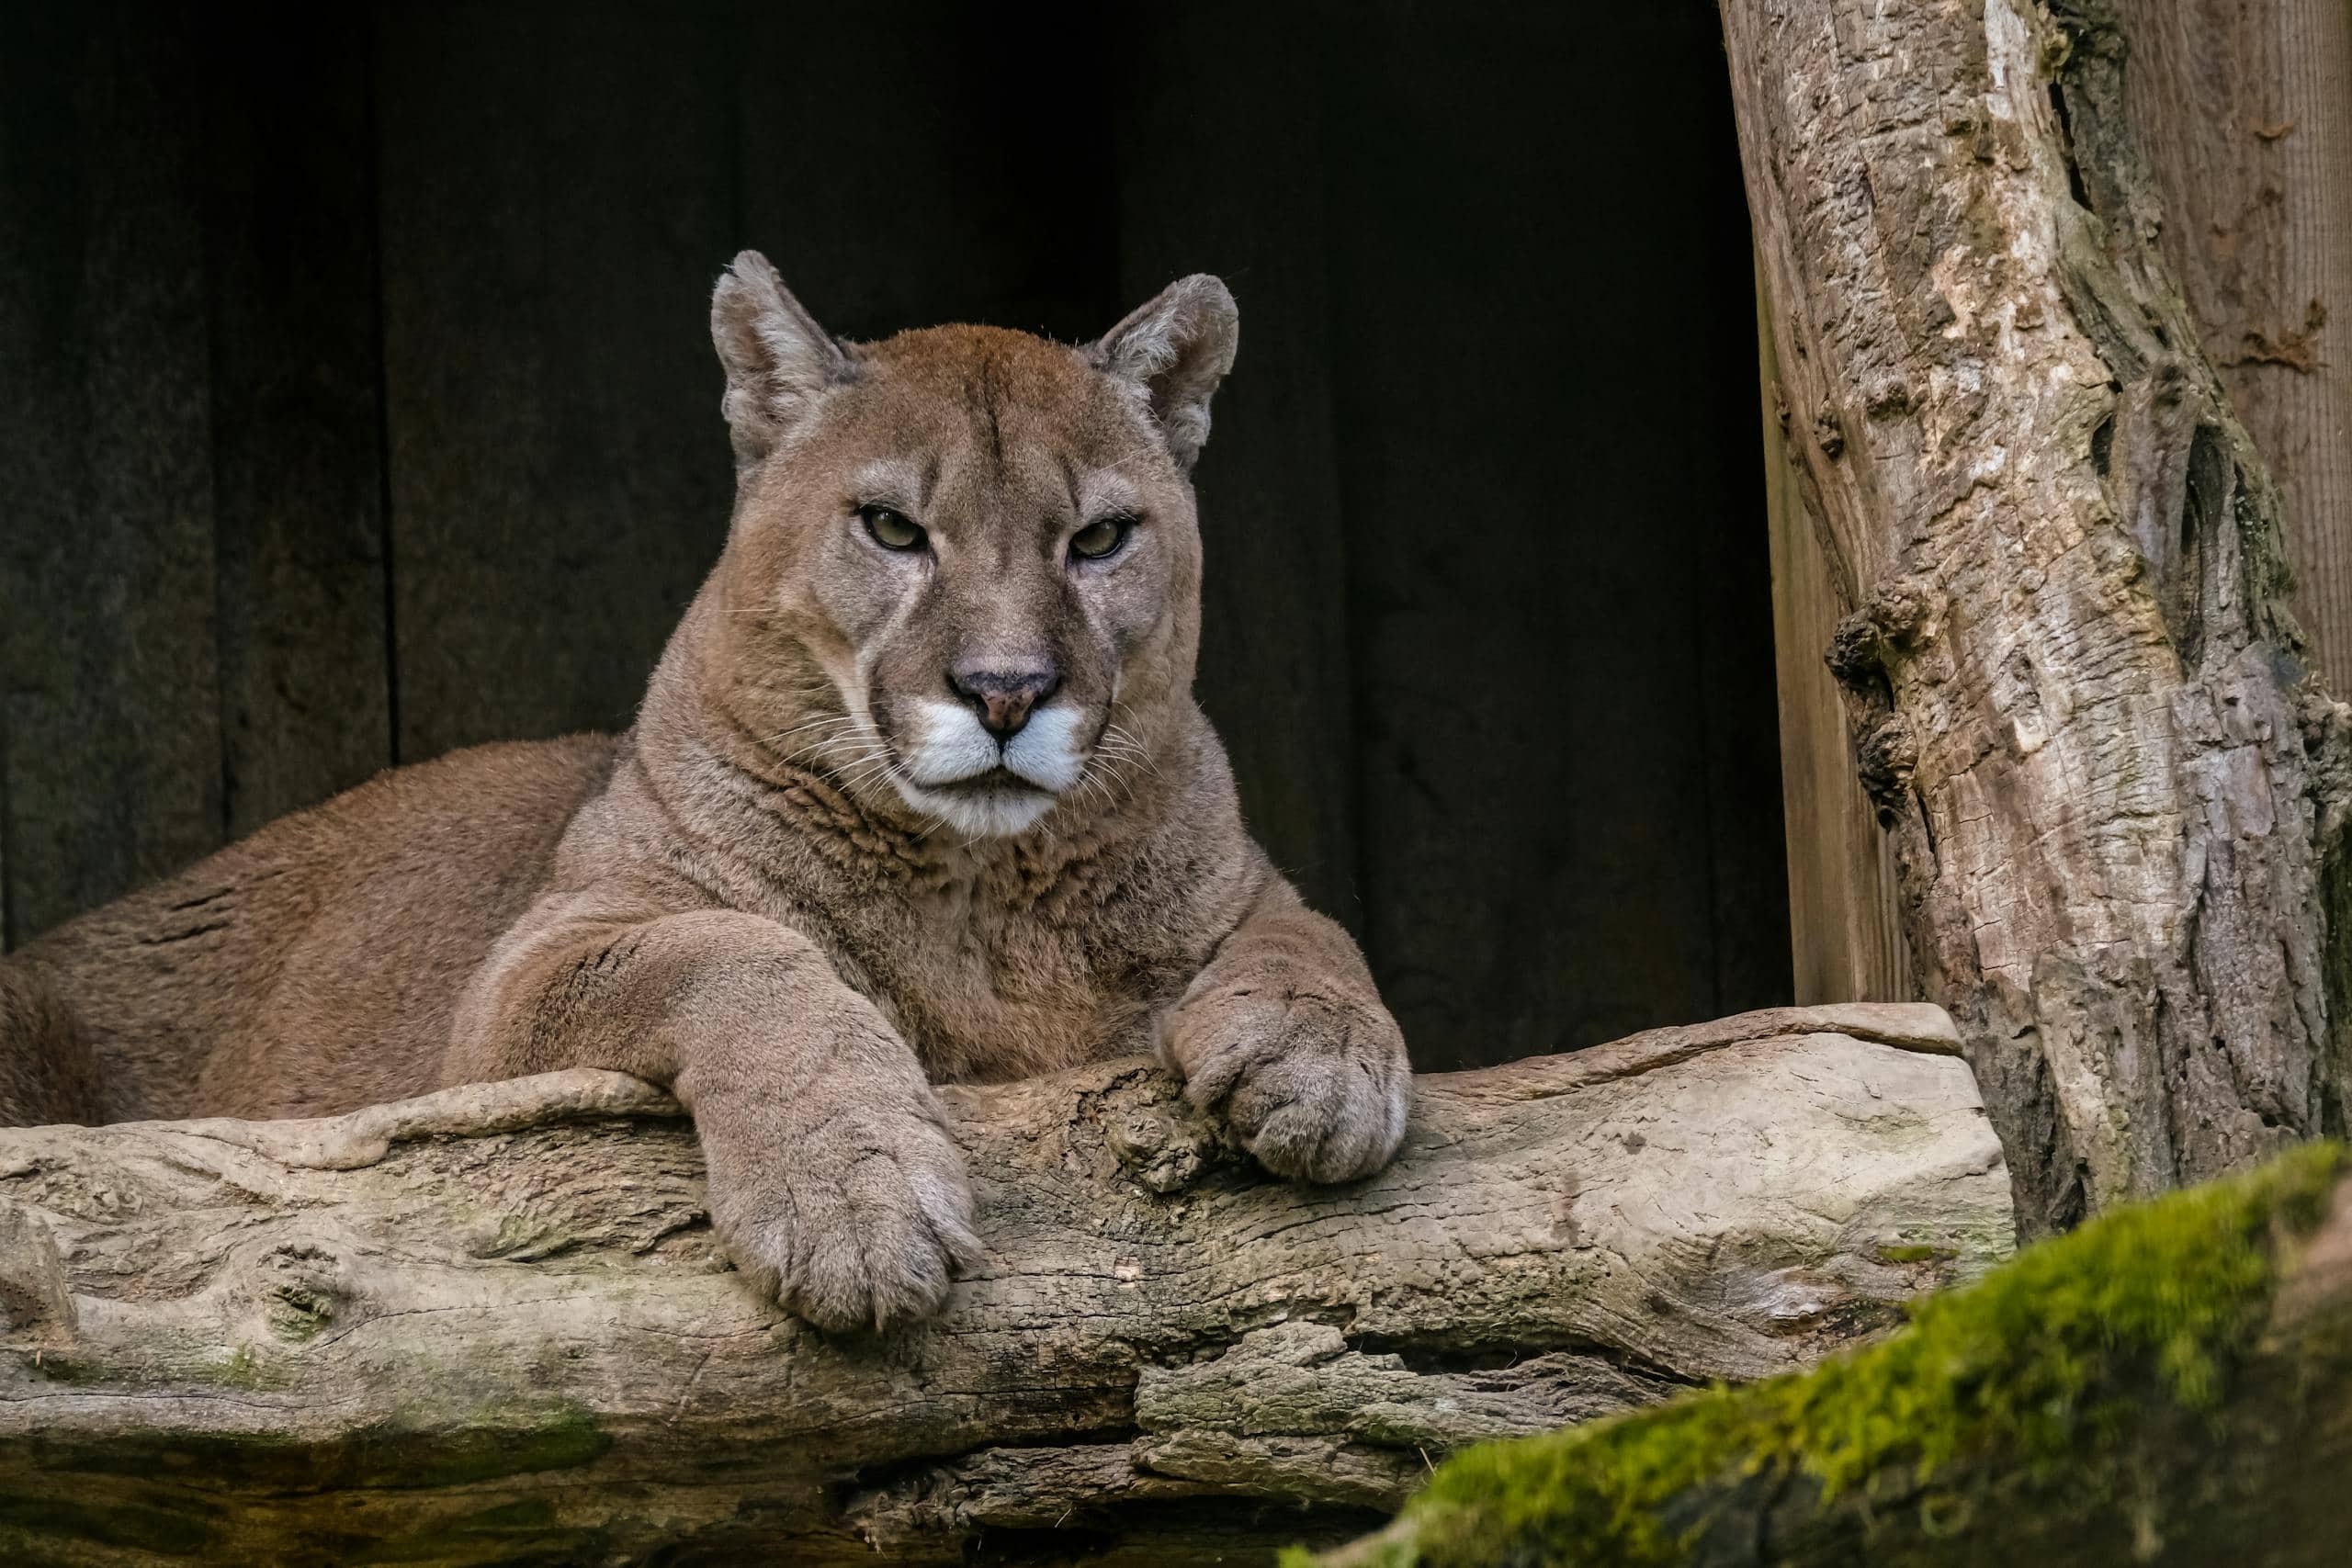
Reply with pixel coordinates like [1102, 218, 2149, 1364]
[704, 251, 1236, 839]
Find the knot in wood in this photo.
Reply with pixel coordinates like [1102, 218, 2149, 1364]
[1826, 613, 1887, 692]
[1829, 578, 1941, 694]
[1814, 401, 1846, 457]
[1857, 714, 1919, 822]
[0, 1207, 73, 1340]
[1096, 1075, 1221, 1194]
[257, 1244, 344, 1342]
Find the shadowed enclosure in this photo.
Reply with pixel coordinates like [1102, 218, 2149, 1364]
[0, 0, 1788, 1070]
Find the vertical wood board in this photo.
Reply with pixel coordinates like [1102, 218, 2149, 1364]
[1754, 259, 1913, 1005]
[0, 6, 224, 946]
[1112, 0, 1363, 928]
[199, 3, 394, 836]
[2124, 0, 2352, 694]
[374, 2, 738, 762]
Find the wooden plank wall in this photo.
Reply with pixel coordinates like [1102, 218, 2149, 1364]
[1754, 264, 1914, 1005]
[1318, 5, 1792, 1059]
[1115, 4, 1362, 924]
[375, 4, 741, 760]
[0, 0, 1792, 1070]
[2123, 0, 2352, 696]
[0, 5, 225, 947]
[201, 6, 392, 840]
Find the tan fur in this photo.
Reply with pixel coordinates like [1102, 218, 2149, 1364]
[0, 255, 1410, 1330]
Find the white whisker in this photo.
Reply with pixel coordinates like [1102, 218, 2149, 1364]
[758, 712, 858, 742]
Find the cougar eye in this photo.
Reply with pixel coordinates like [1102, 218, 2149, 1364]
[1069, 515, 1134, 562]
[859, 505, 926, 552]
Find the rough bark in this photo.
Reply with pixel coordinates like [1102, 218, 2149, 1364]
[1310, 1141, 2352, 1568]
[1723, 0, 2352, 1237]
[0, 1004, 2010, 1565]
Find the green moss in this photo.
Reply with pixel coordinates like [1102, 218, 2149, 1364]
[267, 1279, 336, 1342]
[0, 1495, 222, 1556]
[1316, 1142, 2346, 1568]
[363, 1405, 611, 1489]
[1871, 1243, 1959, 1266]
[344, 1498, 583, 1564]
[217, 1343, 268, 1390]
[16, 1348, 96, 1384]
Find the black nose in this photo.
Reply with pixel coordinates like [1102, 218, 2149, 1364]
[949, 661, 1060, 739]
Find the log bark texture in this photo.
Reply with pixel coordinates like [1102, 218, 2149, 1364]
[0, 1004, 2009, 1566]
[1723, 0, 2352, 1237]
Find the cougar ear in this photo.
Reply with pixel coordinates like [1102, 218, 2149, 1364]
[1091, 275, 1238, 474]
[710, 250, 851, 469]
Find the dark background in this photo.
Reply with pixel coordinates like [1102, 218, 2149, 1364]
[0, 0, 1790, 1071]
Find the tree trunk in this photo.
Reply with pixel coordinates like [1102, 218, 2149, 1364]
[1724, 0, 2352, 1238]
[1310, 1141, 2352, 1568]
[0, 1005, 2009, 1566]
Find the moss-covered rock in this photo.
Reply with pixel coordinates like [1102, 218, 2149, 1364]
[1306, 1142, 2349, 1567]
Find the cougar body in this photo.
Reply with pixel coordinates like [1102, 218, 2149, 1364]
[0, 255, 1412, 1330]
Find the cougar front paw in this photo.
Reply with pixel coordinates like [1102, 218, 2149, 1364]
[1170, 981, 1410, 1184]
[703, 1101, 980, 1333]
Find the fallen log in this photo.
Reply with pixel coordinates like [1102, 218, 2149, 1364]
[1312, 1140, 2352, 1568]
[0, 1003, 2009, 1565]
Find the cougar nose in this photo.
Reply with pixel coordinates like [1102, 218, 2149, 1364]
[949, 660, 1060, 740]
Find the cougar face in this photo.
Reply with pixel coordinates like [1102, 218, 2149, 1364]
[707, 255, 1235, 839]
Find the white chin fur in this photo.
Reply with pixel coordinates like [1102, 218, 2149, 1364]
[893, 698, 1090, 837]
[893, 778, 1058, 838]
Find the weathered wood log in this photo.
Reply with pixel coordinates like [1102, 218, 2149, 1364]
[1312, 1140, 2352, 1568]
[1724, 0, 2352, 1236]
[0, 1004, 2008, 1565]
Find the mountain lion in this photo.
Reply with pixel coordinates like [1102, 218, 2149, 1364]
[0, 254, 1412, 1330]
